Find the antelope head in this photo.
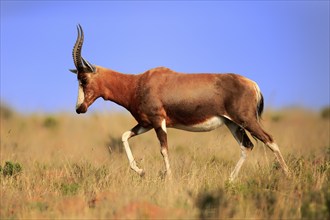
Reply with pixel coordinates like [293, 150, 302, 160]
[70, 25, 99, 114]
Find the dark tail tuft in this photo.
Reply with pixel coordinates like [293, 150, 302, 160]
[257, 93, 264, 120]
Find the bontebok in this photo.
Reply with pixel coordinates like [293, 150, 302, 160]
[70, 25, 290, 181]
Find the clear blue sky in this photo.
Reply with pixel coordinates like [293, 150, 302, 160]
[1, 1, 329, 113]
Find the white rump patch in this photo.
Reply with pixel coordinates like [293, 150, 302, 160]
[76, 82, 85, 109]
[173, 116, 225, 132]
[254, 82, 261, 103]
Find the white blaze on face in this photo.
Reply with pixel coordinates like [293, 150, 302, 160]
[76, 81, 85, 109]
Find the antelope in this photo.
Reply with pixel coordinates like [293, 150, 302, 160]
[70, 25, 290, 181]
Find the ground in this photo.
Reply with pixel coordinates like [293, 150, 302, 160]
[0, 107, 329, 219]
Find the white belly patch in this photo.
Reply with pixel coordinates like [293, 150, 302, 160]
[172, 116, 226, 132]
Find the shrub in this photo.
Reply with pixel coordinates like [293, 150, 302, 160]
[43, 116, 58, 129]
[2, 161, 22, 176]
[195, 189, 236, 219]
[29, 201, 49, 212]
[320, 106, 330, 119]
[60, 183, 80, 196]
[301, 188, 329, 219]
[0, 103, 14, 119]
[106, 136, 123, 154]
[271, 113, 283, 122]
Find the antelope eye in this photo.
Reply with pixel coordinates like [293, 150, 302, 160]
[80, 79, 87, 86]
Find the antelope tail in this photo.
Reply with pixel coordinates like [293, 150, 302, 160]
[257, 92, 264, 121]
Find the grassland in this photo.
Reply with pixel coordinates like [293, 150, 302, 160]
[1, 106, 329, 219]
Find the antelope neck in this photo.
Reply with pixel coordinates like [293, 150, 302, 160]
[100, 68, 138, 110]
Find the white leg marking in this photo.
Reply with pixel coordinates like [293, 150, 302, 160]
[161, 147, 172, 179]
[161, 119, 167, 134]
[76, 82, 85, 109]
[230, 145, 250, 181]
[267, 142, 280, 152]
[121, 127, 151, 176]
[267, 142, 290, 175]
[121, 131, 144, 175]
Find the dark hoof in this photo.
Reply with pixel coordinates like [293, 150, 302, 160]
[139, 170, 146, 177]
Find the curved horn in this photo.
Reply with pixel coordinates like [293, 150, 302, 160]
[72, 24, 84, 72]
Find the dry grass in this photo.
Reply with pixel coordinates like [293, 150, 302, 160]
[0, 107, 329, 219]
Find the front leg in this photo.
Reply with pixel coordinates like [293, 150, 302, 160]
[121, 124, 151, 176]
[154, 119, 172, 179]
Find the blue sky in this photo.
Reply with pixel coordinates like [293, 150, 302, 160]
[1, 1, 329, 113]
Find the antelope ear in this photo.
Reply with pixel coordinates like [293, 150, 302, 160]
[82, 57, 96, 73]
[69, 69, 78, 74]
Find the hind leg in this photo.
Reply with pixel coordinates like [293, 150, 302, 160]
[265, 142, 290, 175]
[245, 121, 290, 176]
[154, 119, 172, 180]
[225, 120, 254, 181]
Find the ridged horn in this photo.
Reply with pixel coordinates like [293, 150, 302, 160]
[72, 24, 84, 72]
